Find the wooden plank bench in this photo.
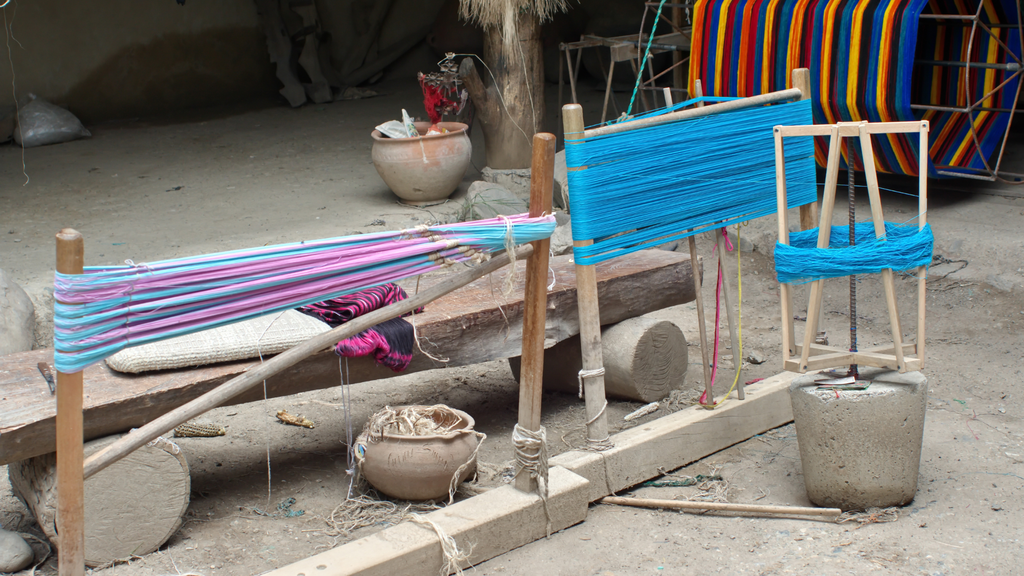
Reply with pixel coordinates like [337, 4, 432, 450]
[0, 250, 698, 466]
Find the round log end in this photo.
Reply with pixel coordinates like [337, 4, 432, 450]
[9, 434, 190, 567]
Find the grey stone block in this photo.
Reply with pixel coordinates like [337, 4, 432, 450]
[481, 166, 532, 201]
[464, 181, 528, 221]
[790, 368, 927, 510]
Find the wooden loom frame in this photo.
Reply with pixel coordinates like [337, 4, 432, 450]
[563, 69, 817, 414]
[52, 134, 557, 575]
[774, 120, 930, 374]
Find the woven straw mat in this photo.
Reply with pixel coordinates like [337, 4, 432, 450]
[105, 310, 330, 374]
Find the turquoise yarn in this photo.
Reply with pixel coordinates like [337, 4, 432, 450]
[775, 221, 934, 284]
[565, 98, 817, 265]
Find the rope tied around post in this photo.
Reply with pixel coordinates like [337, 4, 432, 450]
[511, 423, 553, 536]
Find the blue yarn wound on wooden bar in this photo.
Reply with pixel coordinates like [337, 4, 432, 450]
[775, 222, 934, 285]
[565, 98, 817, 265]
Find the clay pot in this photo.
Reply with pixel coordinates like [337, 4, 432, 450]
[357, 406, 479, 501]
[371, 121, 472, 206]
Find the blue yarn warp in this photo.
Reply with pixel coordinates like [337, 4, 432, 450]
[775, 222, 934, 285]
[565, 98, 817, 264]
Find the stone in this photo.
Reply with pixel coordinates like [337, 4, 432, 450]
[550, 220, 574, 256]
[553, 149, 569, 211]
[790, 368, 927, 510]
[655, 240, 680, 252]
[463, 181, 528, 221]
[745, 349, 765, 364]
[0, 529, 34, 573]
[480, 166, 532, 201]
[0, 269, 35, 355]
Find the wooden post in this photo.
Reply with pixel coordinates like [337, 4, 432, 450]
[858, 124, 906, 372]
[689, 80, 714, 403]
[562, 103, 610, 447]
[715, 229, 743, 399]
[917, 122, 929, 367]
[516, 133, 555, 493]
[55, 228, 85, 576]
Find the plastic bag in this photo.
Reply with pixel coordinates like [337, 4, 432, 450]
[13, 94, 91, 148]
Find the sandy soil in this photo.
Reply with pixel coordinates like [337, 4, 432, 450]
[2, 67, 1024, 576]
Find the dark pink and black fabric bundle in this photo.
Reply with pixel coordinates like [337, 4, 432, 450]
[297, 283, 423, 372]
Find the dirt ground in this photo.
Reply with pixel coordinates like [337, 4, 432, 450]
[2, 58, 1024, 576]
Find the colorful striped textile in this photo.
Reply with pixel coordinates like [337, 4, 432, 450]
[298, 284, 422, 371]
[689, 0, 1022, 178]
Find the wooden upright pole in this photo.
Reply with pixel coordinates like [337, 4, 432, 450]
[689, 81, 714, 403]
[562, 103, 610, 447]
[516, 132, 555, 493]
[55, 228, 85, 576]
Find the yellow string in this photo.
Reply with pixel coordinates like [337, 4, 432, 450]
[705, 225, 743, 409]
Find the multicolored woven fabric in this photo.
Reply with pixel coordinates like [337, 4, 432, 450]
[689, 0, 1022, 177]
[297, 283, 422, 371]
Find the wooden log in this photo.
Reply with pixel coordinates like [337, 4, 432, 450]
[509, 316, 689, 403]
[515, 132, 554, 493]
[9, 434, 190, 567]
[55, 228, 85, 576]
[600, 496, 841, 518]
[0, 250, 697, 467]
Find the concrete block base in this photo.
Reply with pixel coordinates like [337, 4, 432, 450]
[790, 368, 927, 511]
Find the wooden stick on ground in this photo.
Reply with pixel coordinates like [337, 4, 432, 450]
[56, 228, 86, 576]
[515, 132, 555, 493]
[562, 103, 611, 448]
[601, 496, 842, 519]
[83, 244, 536, 480]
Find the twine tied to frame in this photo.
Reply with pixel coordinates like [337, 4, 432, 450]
[511, 423, 553, 536]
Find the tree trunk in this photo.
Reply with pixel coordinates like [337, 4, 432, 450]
[459, 12, 544, 169]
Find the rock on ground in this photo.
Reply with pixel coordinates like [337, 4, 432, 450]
[463, 181, 528, 221]
[0, 269, 35, 355]
[480, 167, 532, 201]
[0, 528, 33, 573]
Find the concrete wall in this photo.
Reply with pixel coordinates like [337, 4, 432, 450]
[0, 0, 277, 123]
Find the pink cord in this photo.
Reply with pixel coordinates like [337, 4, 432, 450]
[700, 228, 733, 406]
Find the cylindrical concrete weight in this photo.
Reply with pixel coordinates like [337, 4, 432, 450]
[8, 433, 190, 566]
[790, 368, 927, 511]
[509, 316, 688, 402]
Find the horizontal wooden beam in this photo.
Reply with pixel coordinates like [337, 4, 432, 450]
[550, 372, 797, 502]
[263, 466, 590, 576]
[583, 88, 802, 137]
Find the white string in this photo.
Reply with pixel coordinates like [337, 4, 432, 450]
[577, 367, 605, 399]
[255, 311, 288, 512]
[511, 423, 552, 536]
